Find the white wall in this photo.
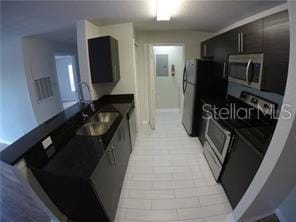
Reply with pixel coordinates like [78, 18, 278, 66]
[76, 21, 139, 127]
[0, 36, 38, 146]
[135, 31, 212, 124]
[77, 21, 137, 97]
[76, 20, 102, 100]
[230, 2, 296, 221]
[1, 36, 69, 221]
[96, 23, 136, 96]
[153, 46, 184, 110]
[22, 38, 78, 125]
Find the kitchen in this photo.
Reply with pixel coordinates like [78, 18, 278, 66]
[1, 1, 296, 222]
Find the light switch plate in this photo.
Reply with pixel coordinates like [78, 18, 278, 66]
[42, 136, 53, 150]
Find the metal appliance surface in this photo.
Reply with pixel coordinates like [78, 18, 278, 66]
[182, 59, 217, 136]
[128, 106, 137, 149]
[203, 141, 222, 180]
[182, 60, 198, 135]
[203, 91, 276, 181]
[205, 117, 232, 164]
[89, 112, 119, 123]
[228, 54, 264, 90]
[76, 122, 110, 136]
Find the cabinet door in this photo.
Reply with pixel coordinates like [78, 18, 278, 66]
[262, 10, 289, 95]
[221, 136, 263, 208]
[213, 31, 237, 79]
[201, 39, 216, 58]
[115, 118, 131, 188]
[91, 136, 120, 222]
[88, 36, 120, 83]
[201, 41, 207, 58]
[239, 19, 263, 53]
[110, 38, 120, 82]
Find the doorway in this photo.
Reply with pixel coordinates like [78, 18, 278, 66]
[145, 44, 185, 129]
[153, 45, 185, 112]
[54, 55, 79, 110]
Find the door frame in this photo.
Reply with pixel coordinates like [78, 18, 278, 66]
[144, 43, 185, 129]
[144, 44, 156, 130]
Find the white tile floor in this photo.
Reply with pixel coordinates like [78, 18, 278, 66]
[115, 111, 232, 222]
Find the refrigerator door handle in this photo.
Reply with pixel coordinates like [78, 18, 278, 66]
[183, 67, 187, 94]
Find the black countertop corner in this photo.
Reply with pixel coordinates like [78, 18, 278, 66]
[0, 94, 134, 166]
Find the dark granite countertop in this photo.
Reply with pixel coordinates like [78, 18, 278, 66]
[234, 125, 275, 155]
[0, 94, 134, 166]
[42, 102, 133, 179]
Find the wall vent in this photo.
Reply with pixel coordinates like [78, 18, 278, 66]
[34, 77, 53, 101]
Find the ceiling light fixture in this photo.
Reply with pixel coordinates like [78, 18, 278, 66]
[156, 0, 171, 21]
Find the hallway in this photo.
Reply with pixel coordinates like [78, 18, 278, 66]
[115, 111, 231, 222]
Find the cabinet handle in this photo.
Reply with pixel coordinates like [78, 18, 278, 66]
[240, 32, 244, 53]
[223, 62, 227, 79]
[246, 59, 252, 85]
[204, 44, 207, 57]
[238, 33, 241, 52]
[109, 146, 117, 166]
[113, 65, 117, 77]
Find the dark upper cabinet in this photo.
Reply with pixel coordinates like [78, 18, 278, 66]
[200, 10, 289, 95]
[262, 10, 289, 95]
[201, 38, 216, 58]
[88, 36, 120, 83]
[212, 31, 237, 79]
[213, 31, 237, 62]
[238, 19, 264, 53]
[201, 41, 206, 58]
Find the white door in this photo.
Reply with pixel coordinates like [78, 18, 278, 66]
[144, 44, 156, 130]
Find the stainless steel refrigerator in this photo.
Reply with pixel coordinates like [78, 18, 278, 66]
[182, 59, 223, 136]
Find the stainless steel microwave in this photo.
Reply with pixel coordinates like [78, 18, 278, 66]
[228, 54, 264, 90]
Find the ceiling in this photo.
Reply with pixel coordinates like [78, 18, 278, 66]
[1, 0, 286, 43]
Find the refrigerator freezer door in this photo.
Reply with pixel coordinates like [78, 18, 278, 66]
[186, 60, 198, 84]
[182, 82, 196, 135]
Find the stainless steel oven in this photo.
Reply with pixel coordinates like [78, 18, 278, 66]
[204, 116, 232, 180]
[228, 54, 264, 90]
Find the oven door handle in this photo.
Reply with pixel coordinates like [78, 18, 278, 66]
[246, 59, 252, 85]
[204, 141, 221, 167]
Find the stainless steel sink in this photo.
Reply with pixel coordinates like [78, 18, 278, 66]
[76, 122, 110, 136]
[89, 112, 119, 123]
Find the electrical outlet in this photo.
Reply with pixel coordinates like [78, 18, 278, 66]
[42, 136, 53, 150]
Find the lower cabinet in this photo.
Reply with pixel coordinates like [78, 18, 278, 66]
[31, 116, 132, 222]
[220, 134, 263, 209]
[91, 117, 131, 221]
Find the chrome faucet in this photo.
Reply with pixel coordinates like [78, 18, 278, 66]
[78, 81, 96, 114]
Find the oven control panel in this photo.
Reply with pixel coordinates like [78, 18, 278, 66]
[239, 92, 276, 116]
